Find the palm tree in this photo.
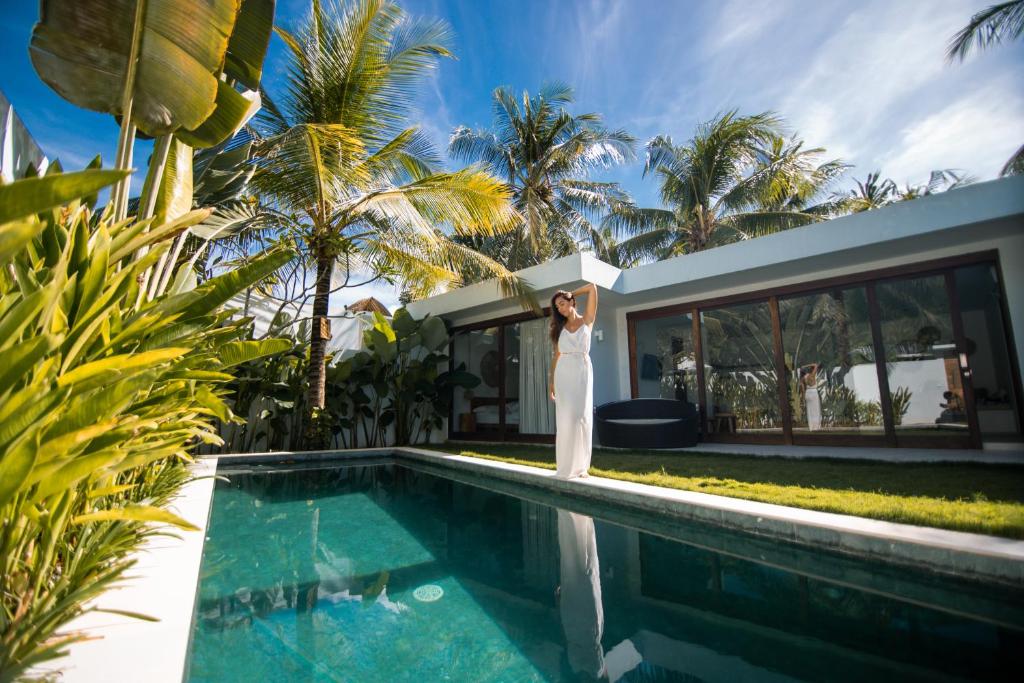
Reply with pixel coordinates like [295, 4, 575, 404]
[840, 169, 973, 213]
[947, 1, 1024, 175]
[604, 111, 846, 259]
[842, 172, 897, 213]
[448, 83, 636, 273]
[251, 0, 527, 438]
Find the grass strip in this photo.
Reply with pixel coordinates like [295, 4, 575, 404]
[432, 442, 1024, 539]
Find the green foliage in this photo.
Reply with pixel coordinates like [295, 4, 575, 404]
[0, 170, 291, 678]
[449, 83, 636, 271]
[318, 309, 477, 448]
[605, 111, 846, 258]
[211, 315, 314, 453]
[30, 0, 273, 144]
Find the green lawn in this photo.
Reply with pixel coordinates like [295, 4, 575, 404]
[431, 442, 1024, 539]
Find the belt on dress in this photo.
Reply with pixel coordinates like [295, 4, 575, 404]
[560, 351, 587, 355]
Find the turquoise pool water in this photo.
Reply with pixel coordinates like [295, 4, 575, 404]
[186, 461, 1023, 682]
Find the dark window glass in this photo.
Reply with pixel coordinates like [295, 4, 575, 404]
[452, 326, 500, 433]
[955, 263, 1021, 436]
[633, 312, 698, 404]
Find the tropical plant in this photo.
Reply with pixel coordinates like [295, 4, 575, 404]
[449, 83, 636, 272]
[0, 169, 292, 679]
[604, 111, 846, 259]
[840, 169, 974, 213]
[322, 309, 478, 448]
[946, 0, 1024, 62]
[946, 0, 1024, 175]
[210, 314, 315, 454]
[250, 0, 531, 443]
[30, 0, 275, 222]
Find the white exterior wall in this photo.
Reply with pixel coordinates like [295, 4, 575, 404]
[407, 176, 1024, 446]
[610, 230, 1024, 410]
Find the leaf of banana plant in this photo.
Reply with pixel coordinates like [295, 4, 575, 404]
[176, 84, 261, 149]
[224, 0, 275, 90]
[153, 138, 194, 226]
[29, 0, 240, 137]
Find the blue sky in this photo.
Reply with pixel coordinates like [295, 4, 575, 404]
[2, 0, 1022, 308]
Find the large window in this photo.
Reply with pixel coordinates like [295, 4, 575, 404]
[955, 263, 1021, 438]
[627, 253, 1020, 448]
[634, 312, 698, 403]
[452, 326, 501, 435]
[876, 275, 963, 439]
[701, 301, 782, 434]
[450, 317, 555, 440]
[779, 287, 882, 435]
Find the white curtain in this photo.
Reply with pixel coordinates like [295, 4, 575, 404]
[519, 317, 556, 434]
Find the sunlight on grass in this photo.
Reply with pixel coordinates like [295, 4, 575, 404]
[435, 443, 1024, 539]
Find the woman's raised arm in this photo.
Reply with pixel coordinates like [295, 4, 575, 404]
[572, 282, 598, 326]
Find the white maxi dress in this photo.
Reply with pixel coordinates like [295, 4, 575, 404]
[555, 323, 594, 479]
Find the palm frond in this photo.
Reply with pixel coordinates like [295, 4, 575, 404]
[946, 0, 1024, 62]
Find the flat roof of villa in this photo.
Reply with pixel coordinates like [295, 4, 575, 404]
[407, 175, 1024, 320]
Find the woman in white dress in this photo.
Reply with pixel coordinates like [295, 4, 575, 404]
[800, 363, 822, 431]
[549, 283, 597, 479]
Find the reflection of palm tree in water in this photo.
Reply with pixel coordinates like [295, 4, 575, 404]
[556, 510, 607, 680]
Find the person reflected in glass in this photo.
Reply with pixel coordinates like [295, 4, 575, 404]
[556, 509, 607, 680]
[799, 363, 823, 431]
[549, 283, 598, 479]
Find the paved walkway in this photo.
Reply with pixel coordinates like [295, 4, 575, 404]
[689, 442, 1024, 464]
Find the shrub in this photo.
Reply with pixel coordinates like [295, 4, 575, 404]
[0, 170, 291, 678]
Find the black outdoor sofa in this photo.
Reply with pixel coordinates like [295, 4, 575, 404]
[594, 398, 700, 449]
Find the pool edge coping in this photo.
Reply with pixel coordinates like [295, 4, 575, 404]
[210, 446, 1024, 585]
[41, 458, 219, 683]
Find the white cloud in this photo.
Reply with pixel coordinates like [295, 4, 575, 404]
[878, 77, 1024, 183]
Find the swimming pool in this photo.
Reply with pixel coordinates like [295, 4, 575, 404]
[185, 460, 1023, 681]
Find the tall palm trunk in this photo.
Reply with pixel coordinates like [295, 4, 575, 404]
[306, 242, 333, 444]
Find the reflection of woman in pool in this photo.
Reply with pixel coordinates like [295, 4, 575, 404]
[800, 363, 822, 431]
[556, 509, 607, 680]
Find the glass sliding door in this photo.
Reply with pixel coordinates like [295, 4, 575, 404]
[954, 263, 1021, 438]
[450, 317, 555, 441]
[875, 275, 967, 441]
[633, 312, 699, 404]
[451, 326, 502, 435]
[779, 288, 884, 436]
[700, 302, 782, 435]
[517, 317, 556, 436]
[503, 324, 521, 435]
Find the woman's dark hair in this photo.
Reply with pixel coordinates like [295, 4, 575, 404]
[549, 290, 574, 346]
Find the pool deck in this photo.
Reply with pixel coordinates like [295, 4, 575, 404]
[48, 445, 1024, 682]
[44, 458, 219, 683]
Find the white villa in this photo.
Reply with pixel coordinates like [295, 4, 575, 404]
[408, 175, 1024, 451]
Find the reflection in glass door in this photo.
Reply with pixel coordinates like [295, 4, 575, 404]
[780, 288, 883, 437]
[955, 263, 1021, 439]
[701, 302, 782, 435]
[875, 275, 967, 442]
[634, 312, 699, 403]
[451, 326, 501, 435]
